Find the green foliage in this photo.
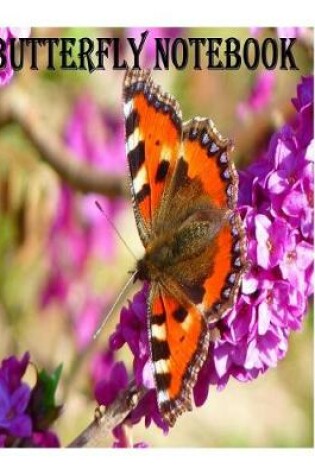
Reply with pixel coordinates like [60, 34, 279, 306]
[28, 364, 63, 431]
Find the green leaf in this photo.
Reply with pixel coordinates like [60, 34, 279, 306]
[37, 364, 63, 408]
[29, 364, 63, 431]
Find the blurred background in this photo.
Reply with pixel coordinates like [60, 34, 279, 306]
[0, 27, 313, 447]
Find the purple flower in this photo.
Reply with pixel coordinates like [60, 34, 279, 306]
[255, 214, 290, 269]
[0, 353, 32, 439]
[265, 98, 314, 243]
[0, 353, 61, 448]
[0, 28, 30, 86]
[238, 157, 272, 207]
[91, 348, 155, 446]
[42, 95, 127, 348]
[41, 268, 69, 308]
[293, 76, 314, 149]
[16, 430, 61, 448]
[66, 97, 126, 261]
[292, 76, 314, 113]
[72, 293, 111, 349]
[256, 279, 305, 332]
[109, 284, 155, 390]
[279, 230, 314, 291]
[91, 350, 128, 407]
[31, 431, 60, 448]
[237, 71, 275, 120]
[129, 388, 168, 433]
[41, 185, 90, 307]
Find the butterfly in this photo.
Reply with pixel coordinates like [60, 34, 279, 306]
[123, 69, 246, 426]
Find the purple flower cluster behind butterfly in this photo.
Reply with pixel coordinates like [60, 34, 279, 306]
[41, 96, 126, 348]
[0, 353, 59, 448]
[93, 75, 314, 434]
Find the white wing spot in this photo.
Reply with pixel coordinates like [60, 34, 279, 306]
[161, 146, 172, 162]
[155, 359, 170, 375]
[157, 390, 169, 404]
[133, 165, 147, 194]
[123, 99, 133, 118]
[151, 323, 167, 341]
[181, 312, 193, 332]
[127, 127, 141, 153]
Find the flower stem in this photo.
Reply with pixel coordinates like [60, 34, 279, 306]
[67, 381, 146, 448]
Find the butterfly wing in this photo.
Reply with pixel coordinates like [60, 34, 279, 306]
[178, 118, 246, 321]
[148, 282, 209, 426]
[123, 69, 182, 246]
[182, 118, 237, 209]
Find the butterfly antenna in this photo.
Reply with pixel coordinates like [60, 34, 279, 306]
[93, 270, 137, 340]
[95, 200, 137, 261]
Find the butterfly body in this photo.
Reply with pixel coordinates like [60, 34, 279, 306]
[123, 69, 246, 426]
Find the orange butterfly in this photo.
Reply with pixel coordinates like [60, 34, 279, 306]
[123, 69, 246, 426]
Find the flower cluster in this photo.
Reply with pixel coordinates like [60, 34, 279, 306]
[92, 75, 313, 435]
[195, 75, 313, 395]
[0, 28, 30, 87]
[41, 96, 126, 348]
[0, 353, 61, 448]
[91, 349, 128, 407]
